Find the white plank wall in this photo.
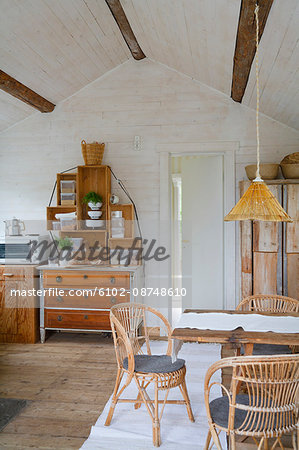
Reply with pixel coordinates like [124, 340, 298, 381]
[0, 59, 298, 302]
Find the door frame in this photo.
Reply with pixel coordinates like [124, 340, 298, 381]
[158, 141, 238, 323]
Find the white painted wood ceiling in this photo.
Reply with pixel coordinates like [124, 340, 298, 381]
[122, 0, 299, 131]
[0, 0, 130, 131]
[0, 0, 298, 132]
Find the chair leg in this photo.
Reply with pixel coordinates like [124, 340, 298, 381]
[153, 382, 161, 447]
[230, 433, 236, 450]
[264, 437, 269, 450]
[292, 431, 297, 449]
[257, 437, 264, 450]
[204, 430, 212, 450]
[180, 379, 195, 422]
[105, 368, 124, 426]
[209, 425, 222, 450]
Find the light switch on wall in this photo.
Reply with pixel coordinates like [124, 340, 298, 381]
[134, 135, 142, 151]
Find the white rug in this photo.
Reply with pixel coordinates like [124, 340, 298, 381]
[81, 342, 226, 450]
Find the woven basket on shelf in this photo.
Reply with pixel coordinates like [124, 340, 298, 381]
[81, 140, 105, 165]
[280, 152, 299, 164]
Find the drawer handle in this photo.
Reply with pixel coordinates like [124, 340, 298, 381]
[111, 297, 117, 304]
[57, 315, 63, 321]
[84, 315, 89, 319]
[56, 276, 62, 283]
[3, 273, 13, 277]
[56, 296, 63, 303]
[110, 277, 115, 284]
[83, 274, 88, 279]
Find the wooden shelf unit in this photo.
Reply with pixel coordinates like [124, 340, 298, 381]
[46, 164, 139, 261]
[76, 165, 111, 224]
[46, 206, 77, 230]
[108, 203, 134, 239]
[56, 173, 77, 205]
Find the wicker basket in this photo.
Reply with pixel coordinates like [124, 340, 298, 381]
[280, 152, 299, 164]
[81, 140, 105, 166]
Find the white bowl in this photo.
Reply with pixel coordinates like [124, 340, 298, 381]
[85, 219, 105, 228]
[88, 202, 102, 210]
[88, 210, 102, 219]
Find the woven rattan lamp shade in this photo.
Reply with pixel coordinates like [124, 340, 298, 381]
[224, 180, 293, 222]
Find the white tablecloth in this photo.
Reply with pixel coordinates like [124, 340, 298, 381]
[172, 312, 299, 362]
[176, 312, 299, 333]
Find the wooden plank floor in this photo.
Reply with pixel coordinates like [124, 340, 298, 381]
[0, 332, 117, 449]
[0, 335, 294, 449]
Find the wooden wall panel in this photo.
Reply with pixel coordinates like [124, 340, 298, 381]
[253, 185, 279, 252]
[240, 181, 252, 298]
[287, 254, 299, 300]
[253, 252, 277, 295]
[286, 184, 299, 253]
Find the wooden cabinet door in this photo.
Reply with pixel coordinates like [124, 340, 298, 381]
[286, 184, 299, 253]
[0, 267, 18, 336]
[0, 266, 38, 343]
[253, 252, 278, 295]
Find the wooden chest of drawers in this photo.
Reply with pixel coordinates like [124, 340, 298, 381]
[39, 267, 141, 343]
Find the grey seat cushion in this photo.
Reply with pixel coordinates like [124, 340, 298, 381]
[240, 343, 292, 356]
[252, 343, 291, 355]
[123, 354, 185, 373]
[210, 394, 249, 429]
[210, 395, 287, 431]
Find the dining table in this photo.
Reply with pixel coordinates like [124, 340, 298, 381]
[171, 309, 299, 357]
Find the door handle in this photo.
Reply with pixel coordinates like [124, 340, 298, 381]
[3, 273, 13, 277]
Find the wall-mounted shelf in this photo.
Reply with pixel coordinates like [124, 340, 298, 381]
[46, 164, 140, 265]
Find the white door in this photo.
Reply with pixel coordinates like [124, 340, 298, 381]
[181, 155, 224, 310]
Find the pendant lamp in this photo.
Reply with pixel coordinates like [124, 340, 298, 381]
[224, 4, 292, 223]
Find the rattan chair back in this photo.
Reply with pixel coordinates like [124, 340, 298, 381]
[236, 294, 299, 313]
[204, 354, 299, 448]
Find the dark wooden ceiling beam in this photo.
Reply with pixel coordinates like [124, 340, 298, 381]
[105, 0, 145, 60]
[0, 70, 55, 113]
[231, 0, 274, 103]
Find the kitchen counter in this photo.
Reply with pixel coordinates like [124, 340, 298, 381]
[38, 264, 142, 272]
[0, 259, 39, 265]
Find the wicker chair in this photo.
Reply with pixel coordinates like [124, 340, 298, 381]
[236, 295, 299, 314]
[204, 354, 299, 450]
[236, 295, 299, 355]
[105, 302, 194, 447]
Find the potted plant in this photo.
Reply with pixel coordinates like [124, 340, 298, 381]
[82, 191, 103, 210]
[55, 236, 73, 266]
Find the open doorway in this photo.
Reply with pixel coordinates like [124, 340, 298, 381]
[171, 154, 225, 323]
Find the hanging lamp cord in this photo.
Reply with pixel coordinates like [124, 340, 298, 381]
[255, 4, 261, 180]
